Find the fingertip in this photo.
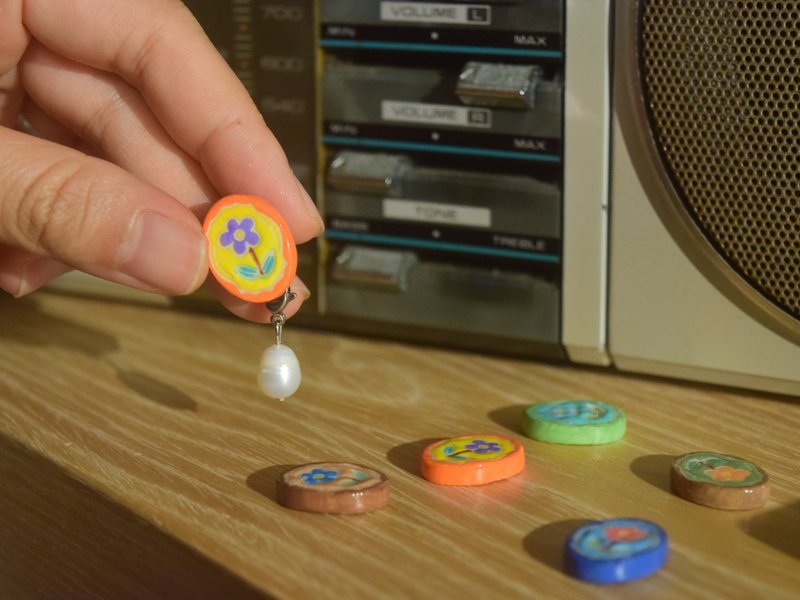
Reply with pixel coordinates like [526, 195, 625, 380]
[117, 211, 208, 296]
[292, 175, 325, 243]
[205, 277, 267, 323]
[0, 249, 71, 297]
[206, 275, 310, 323]
[283, 276, 310, 319]
[0, 129, 211, 298]
[18, 257, 72, 296]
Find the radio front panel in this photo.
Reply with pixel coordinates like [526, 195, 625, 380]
[183, 0, 570, 358]
[319, 0, 565, 354]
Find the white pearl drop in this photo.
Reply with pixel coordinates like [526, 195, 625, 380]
[257, 344, 301, 400]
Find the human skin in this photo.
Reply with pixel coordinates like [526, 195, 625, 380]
[0, 0, 324, 322]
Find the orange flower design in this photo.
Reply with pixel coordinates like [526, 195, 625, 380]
[704, 465, 750, 482]
[604, 525, 648, 543]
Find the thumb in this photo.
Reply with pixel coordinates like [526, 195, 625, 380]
[0, 128, 207, 295]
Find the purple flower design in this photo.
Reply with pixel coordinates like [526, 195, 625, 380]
[301, 468, 339, 485]
[465, 440, 502, 454]
[219, 217, 260, 256]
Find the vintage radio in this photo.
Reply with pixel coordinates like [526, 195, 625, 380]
[55, 0, 800, 396]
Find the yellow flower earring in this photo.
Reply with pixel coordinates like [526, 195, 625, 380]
[203, 194, 301, 400]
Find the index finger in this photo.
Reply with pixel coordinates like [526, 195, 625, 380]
[22, 0, 323, 243]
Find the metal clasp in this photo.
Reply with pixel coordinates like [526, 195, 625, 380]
[266, 288, 296, 346]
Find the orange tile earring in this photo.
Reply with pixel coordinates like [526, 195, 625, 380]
[203, 194, 301, 400]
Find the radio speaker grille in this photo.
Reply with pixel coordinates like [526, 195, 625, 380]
[639, 1, 800, 321]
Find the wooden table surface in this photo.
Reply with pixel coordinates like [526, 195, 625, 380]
[1, 292, 798, 599]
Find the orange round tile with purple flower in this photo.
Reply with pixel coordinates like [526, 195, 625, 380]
[420, 434, 525, 486]
[203, 194, 297, 303]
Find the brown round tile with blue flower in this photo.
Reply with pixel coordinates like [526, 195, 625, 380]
[276, 462, 390, 514]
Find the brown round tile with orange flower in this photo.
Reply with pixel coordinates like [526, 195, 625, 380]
[670, 451, 770, 510]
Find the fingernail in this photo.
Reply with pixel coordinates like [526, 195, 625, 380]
[18, 258, 71, 296]
[0, 257, 70, 297]
[295, 175, 325, 235]
[0, 270, 24, 297]
[119, 211, 207, 295]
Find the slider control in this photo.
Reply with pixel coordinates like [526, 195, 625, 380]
[456, 62, 543, 109]
[327, 150, 411, 194]
[333, 245, 417, 292]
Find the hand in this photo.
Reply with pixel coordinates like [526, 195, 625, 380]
[0, 0, 324, 321]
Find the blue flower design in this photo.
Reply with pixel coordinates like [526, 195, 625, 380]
[220, 217, 260, 255]
[544, 403, 581, 420]
[301, 468, 339, 485]
[533, 400, 616, 425]
[465, 440, 502, 454]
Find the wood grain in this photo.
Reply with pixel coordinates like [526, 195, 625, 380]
[0, 292, 798, 599]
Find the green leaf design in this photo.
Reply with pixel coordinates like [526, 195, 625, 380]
[262, 250, 276, 276]
[236, 265, 259, 279]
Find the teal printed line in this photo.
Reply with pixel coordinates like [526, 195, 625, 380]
[325, 231, 561, 263]
[320, 39, 563, 59]
[323, 135, 561, 163]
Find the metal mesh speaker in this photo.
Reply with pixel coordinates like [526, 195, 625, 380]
[637, 0, 800, 322]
